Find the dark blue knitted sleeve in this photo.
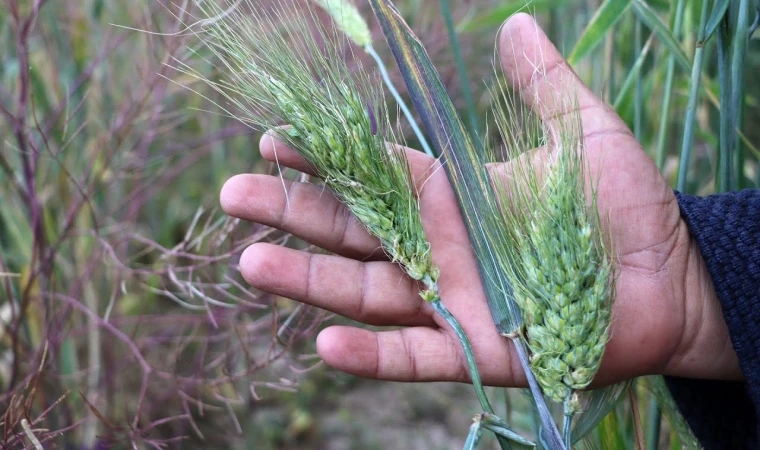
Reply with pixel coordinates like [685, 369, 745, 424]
[665, 190, 760, 449]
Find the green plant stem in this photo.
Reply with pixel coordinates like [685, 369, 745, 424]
[511, 336, 567, 450]
[481, 413, 537, 446]
[439, 0, 480, 135]
[646, 376, 701, 447]
[735, 98, 746, 189]
[562, 399, 573, 450]
[607, 30, 617, 101]
[717, 16, 732, 192]
[646, 399, 662, 449]
[730, 0, 750, 190]
[676, 0, 710, 192]
[365, 44, 435, 157]
[501, 386, 512, 424]
[613, 32, 654, 110]
[429, 296, 513, 450]
[429, 297, 493, 413]
[655, 0, 687, 170]
[549, 4, 560, 42]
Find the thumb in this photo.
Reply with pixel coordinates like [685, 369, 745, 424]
[499, 13, 631, 139]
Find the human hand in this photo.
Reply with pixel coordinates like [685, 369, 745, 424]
[220, 13, 741, 387]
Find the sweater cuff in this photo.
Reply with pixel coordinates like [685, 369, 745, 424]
[665, 190, 760, 449]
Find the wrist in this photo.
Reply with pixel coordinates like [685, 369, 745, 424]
[663, 223, 742, 380]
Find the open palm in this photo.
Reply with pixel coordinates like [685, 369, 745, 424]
[220, 14, 740, 387]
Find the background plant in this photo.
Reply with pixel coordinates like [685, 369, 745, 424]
[0, 0, 757, 448]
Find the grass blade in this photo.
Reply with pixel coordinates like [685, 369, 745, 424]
[568, 0, 632, 65]
[464, 420, 484, 450]
[481, 413, 536, 448]
[440, 0, 479, 134]
[705, 0, 731, 41]
[459, 0, 569, 32]
[655, 0, 687, 170]
[613, 32, 654, 110]
[676, 0, 711, 192]
[632, 0, 691, 70]
[629, 386, 646, 449]
[645, 377, 701, 449]
[646, 397, 663, 450]
[634, 17, 644, 141]
[606, 28, 617, 101]
[571, 382, 631, 443]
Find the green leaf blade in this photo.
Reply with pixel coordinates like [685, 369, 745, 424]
[571, 382, 631, 443]
[367, 0, 518, 334]
[464, 421, 483, 450]
[367, 2, 566, 448]
[460, 0, 569, 32]
[705, 0, 731, 41]
[632, 0, 691, 70]
[568, 0, 633, 65]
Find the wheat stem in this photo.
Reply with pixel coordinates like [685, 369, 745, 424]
[511, 336, 566, 449]
[429, 295, 493, 413]
[365, 44, 435, 157]
[677, 0, 710, 192]
[440, 0, 479, 134]
[646, 399, 663, 450]
[428, 285, 526, 450]
[562, 394, 574, 449]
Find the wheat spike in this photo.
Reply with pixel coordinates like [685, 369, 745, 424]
[183, 0, 436, 288]
[488, 79, 616, 413]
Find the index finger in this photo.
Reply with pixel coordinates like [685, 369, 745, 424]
[259, 130, 440, 192]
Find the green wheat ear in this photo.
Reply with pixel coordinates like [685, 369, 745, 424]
[487, 75, 616, 421]
[516, 151, 613, 407]
[176, 0, 436, 289]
